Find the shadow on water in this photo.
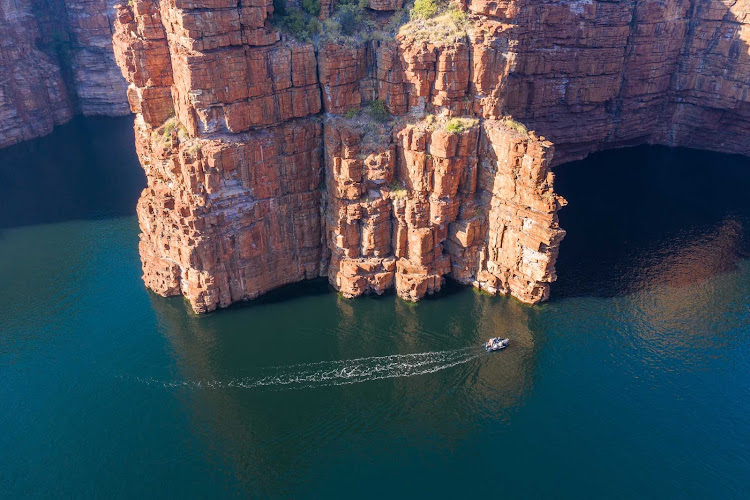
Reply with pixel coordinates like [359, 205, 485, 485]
[553, 145, 750, 300]
[0, 116, 144, 229]
[218, 277, 334, 312]
[145, 285, 543, 496]
[207, 274, 467, 316]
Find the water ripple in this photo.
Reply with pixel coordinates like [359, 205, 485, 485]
[131, 346, 488, 391]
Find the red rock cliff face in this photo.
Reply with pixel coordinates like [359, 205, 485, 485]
[466, 0, 750, 163]
[64, 0, 131, 116]
[113, 0, 748, 313]
[0, 0, 128, 148]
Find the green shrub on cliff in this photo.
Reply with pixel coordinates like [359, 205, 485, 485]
[389, 180, 408, 198]
[335, 2, 373, 37]
[445, 117, 478, 134]
[157, 117, 189, 145]
[284, 10, 308, 36]
[271, 0, 323, 41]
[302, 0, 321, 16]
[338, 5, 363, 36]
[322, 17, 342, 38]
[308, 17, 322, 35]
[274, 8, 322, 40]
[317, 0, 376, 44]
[448, 6, 467, 24]
[337, 0, 369, 10]
[274, 0, 407, 44]
[407, 0, 467, 23]
[384, 8, 409, 34]
[368, 100, 389, 123]
[445, 119, 464, 134]
[162, 119, 178, 141]
[400, 4, 469, 44]
[501, 118, 528, 135]
[410, 0, 442, 19]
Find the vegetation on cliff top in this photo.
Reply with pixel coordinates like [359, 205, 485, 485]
[273, 0, 377, 43]
[272, 0, 323, 40]
[388, 180, 408, 198]
[445, 117, 478, 134]
[398, 0, 469, 44]
[410, 0, 440, 19]
[273, 0, 322, 41]
[341, 99, 391, 123]
[272, 0, 467, 45]
[398, 5, 469, 44]
[501, 118, 529, 136]
[368, 100, 389, 123]
[154, 116, 188, 146]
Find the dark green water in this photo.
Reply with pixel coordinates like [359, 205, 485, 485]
[1, 118, 749, 498]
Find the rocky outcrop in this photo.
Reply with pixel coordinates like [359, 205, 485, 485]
[0, 0, 127, 148]
[113, 0, 749, 313]
[469, 0, 750, 163]
[115, 0, 326, 313]
[133, 117, 325, 313]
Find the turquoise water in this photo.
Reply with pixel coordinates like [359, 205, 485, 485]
[1, 118, 749, 498]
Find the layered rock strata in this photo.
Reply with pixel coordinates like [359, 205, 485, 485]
[463, 0, 750, 163]
[63, 0, 131, 116]
[113, 0, 749, 313]
[0, 0, 127, 148]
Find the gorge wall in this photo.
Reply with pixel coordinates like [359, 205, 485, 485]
[473, 0, 750, 164]
[0, 0, 128, 148]
[112, 0, 749, 313]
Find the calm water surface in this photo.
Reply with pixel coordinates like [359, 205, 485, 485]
[1, 118, 749, 498]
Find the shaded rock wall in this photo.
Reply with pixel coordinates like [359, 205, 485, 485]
[64, 0, 131, 116]
[114, 0, 748, 313]
[467, 0, 750, 163]
[0, 0, 127, 148]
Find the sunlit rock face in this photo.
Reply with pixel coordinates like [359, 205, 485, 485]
[0, 0, 128, 148]
[113, 0, 748, 313]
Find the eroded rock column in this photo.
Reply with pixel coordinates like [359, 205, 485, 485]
[474, 121, 566, 303]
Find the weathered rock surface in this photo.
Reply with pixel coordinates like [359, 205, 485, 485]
[113, 0, 750, 313]
[0, 1, 72, 148]
[467, 0, 750, 163]
[134, 116, 325, 313]
[0, 0, 128, 148]
[64, 0, 131, 116]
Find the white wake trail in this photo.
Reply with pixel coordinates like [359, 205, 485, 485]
[136, 347, 484, 391]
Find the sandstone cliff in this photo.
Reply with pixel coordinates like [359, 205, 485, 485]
[467, 0, 750, 164]
[112, 0, 748, 313]
[0, 0, 128, 148]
